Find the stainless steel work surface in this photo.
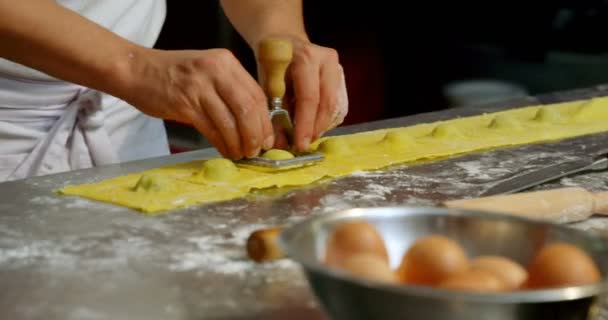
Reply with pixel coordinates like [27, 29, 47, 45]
[2, 87, 608, 320]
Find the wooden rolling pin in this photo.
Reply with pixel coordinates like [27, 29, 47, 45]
[443, 187, 608, 224]
[247, 187, 608, 262]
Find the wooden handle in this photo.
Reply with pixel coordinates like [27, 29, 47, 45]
[246, 226, 286, 262]
[443, 187, 596, 223]
[593, 191, 608, 215]
[257, 38, 293, 101]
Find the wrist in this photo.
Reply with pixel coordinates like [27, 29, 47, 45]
[100, 43, 149, 101]
[252, 33, 310, 57]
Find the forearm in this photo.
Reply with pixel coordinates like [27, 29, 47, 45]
[220, 0, 309, 52]
[0, 0, 139, 96]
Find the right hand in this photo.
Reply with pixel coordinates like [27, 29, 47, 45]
[119, 48, 274, 159]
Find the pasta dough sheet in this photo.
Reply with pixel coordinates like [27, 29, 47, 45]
[58, 97, 608, 214]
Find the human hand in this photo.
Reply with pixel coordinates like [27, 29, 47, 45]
[121, 48, 274, 159]
[266, 39, 349, 151]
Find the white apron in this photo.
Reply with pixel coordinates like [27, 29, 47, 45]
[0, 78, 170, 182]
[0, 0, 169, 182]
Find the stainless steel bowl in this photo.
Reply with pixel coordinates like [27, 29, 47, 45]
[279, 206, 608, 320]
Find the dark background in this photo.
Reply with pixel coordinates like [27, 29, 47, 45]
[154, 1, 608, 152]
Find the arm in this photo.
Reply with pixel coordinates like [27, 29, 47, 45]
[0, 0, 135, 96]
[220, 0, 349, 152]
[0, 0, 273, 159]
[219, 0, 308, 51]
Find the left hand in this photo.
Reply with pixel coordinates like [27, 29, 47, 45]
[266, 39, 349, 151]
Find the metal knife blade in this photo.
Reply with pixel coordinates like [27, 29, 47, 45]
[479, 153, 608, 197]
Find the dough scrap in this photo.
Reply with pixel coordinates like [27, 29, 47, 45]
[58, 97, 608, 214]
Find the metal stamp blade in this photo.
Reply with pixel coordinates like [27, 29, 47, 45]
[235, 153, 324, 171]
[270, 99, 294, 145]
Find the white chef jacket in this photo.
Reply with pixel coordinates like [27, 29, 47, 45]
[0, 0, 170, 182]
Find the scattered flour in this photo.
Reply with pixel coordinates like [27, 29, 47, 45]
[367, 183, 393, 195]
[30, 196, 62, 205]
[340, 183, 392, 201]
[454, 160, 512, 180]
[0, 234, 158, 273]
[8, 131, 608, 294]
[67, 307, 107, 320]
[455, 161, 484, 177]
[64, 198, 115, 210]
[0, 220, 301, 285]
[317, 194, 356, 213]
[0, 240, 75, 269]
[169, 223, 299, 276]
[560, 175, 608, 192]
[29, 194, 123, 213]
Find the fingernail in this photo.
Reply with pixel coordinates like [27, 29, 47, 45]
[216, 145, 228, 158]
[263, 135, 274, 150]
[230, 150, 243, 160]
[300, 136, 311, 151]
[247, 147, 261, 158]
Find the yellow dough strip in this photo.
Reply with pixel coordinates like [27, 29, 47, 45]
[58, 97, 608, 214]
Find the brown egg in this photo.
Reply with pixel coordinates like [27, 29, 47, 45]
[469, 256, 528, 291]
[324, 220, 389, 267]
[526, 242, 601, 289]
[340, 253, 399, 284]
[397, 234, 469, 286]
[438, 269, 506, 292]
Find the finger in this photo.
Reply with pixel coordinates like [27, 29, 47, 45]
[250, 66, 274, 150]
[199, 92, 243, 159]
[329, 102, 348, 131]
[331, 65, 349, 129]
[292, 63, 320, 152]
[260, 110, 274, 151]
[251, 64, 275, 151]
[182, 108, 229, 157]
[313, 63, 343, 141]
[231, 65, 273, 152]
[216, 77, 263, 157]
[246, 75, 274, 151]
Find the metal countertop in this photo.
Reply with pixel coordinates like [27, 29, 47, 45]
[2, 87, 608, 320]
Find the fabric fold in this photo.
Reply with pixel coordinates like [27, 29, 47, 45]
[8, 89, 119, 181]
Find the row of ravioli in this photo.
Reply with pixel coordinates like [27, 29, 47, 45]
[131, 99, 605, 192]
